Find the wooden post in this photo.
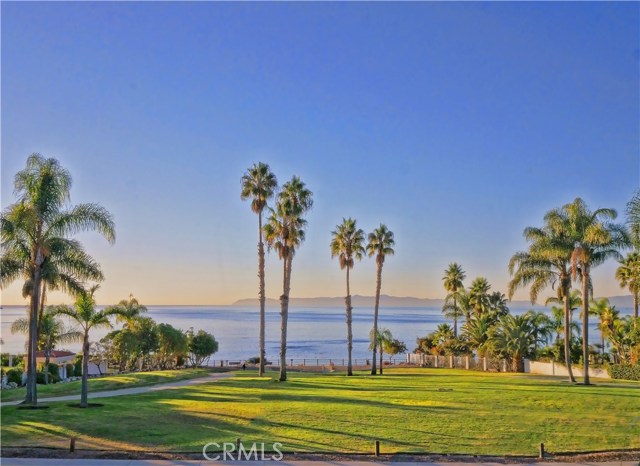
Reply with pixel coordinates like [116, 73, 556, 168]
[538, 443, 545, 459]
[434, 356, 438, 368]
[69, 437, 76, 453]
[374, 440, 380, 457]
[465, 355, 470, 370]
[236, 438, 241, 451]
[483, 357, 487, 371]
[449, 355, 454, 368]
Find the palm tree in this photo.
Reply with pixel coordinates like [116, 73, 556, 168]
[616, 252, 640, 322]
[468, 277, 491, 317]
[0, 154, 115, 405]
[241, 163, 278, 377]
[442, 263, 466, 337]
[509, 219, 577, 383]
[462, 315, 494, 357]
[523, 310, 554, 350]
[627, 190, 640, 248]
[548, 305, 580, 343]
[11, 308, 82, 384]
[264, 176, 312, 382]
[549, 198, 628, 384]
[110, 294, 148, 326]
[331, 218, 365, 376]
[488, 291, 510, 319]
[366, 224, 395, 376]
[489, 314, 537, 372]
[369, 328, 392, 375]
[590, 298, 618, 357]
[52, 285, 128, 407]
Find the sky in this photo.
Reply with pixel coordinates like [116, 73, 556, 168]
[1, 2, 639, 306]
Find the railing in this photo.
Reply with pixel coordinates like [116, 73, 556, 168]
[206, 357, 405, 368]
[406, 353, 510, 371]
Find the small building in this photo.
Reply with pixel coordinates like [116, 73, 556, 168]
[24, 350, 76, 379]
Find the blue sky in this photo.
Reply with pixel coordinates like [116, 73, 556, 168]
[2, 2, 638, 305]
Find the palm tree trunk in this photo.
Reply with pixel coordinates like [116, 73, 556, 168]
[379, 345, 383, 375]
[37, 283, 47, 342]
[44, 343, 51, 385]
[562, 280, 576, 383]
[371, 260, 382, 375]
[258, 211, 266, 377]
[279, 255, 291, 382]
[25, 250, 44, 405]
[453, 296, 458, 338]
[634, 291, 638, 326]
[582, 270, 590, 385]
[345, 266, 353, 377]
[81, 331, 90, 407]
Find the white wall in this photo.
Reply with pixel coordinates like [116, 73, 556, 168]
[524, 360, 610, 379]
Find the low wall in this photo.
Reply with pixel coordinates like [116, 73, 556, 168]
[524, 360, 610, 379]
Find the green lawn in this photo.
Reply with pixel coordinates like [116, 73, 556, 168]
[0, 368, 213, 402]
[1, 368, 638, 455]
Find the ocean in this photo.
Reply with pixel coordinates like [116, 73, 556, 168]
[0, 304, 630, 362]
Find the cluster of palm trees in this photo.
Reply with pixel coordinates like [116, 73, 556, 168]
[242, 163, 396, 380]
[330, 219, 395, 376]
[1, 154, 117, 406]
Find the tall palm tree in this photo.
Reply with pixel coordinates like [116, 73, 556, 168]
[509, 218, 577, 383]
[548, 198, 628, 384]
[331, 218, 365, 377]
[616, 252, 640, 322]
[110, 294, 148, 326]
[264, 176, 312, 382]
[468, 277, 491, 317]
[442, 263, 466, 337]
[366, 224, 394, 376]
[548, 305, 580, 343]
[11, 307, 82, 384]
[241, 163, 278, 377]
[523, 310, 554, 349]
[0, 154, 115, 405]
[369, 328, 393, 375]
[52, 285, 128, 407]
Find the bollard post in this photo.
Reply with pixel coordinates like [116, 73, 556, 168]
[69, 437, 76, 453]
[465, 355, 470, 370]
[538, 443, 545, 459]
[375, 440, 380, 457]
[483, 357, 487, 371]
[236, 438, 241, 451]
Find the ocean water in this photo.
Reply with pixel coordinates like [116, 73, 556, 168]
[0, 304, 629, 362]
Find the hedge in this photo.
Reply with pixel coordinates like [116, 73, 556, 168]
[6, 369, 22, 385]
[608, 363, 640, 381]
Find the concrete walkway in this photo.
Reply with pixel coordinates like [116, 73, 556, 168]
[0, 372, 233, 407]
[1, 460, 638, 466]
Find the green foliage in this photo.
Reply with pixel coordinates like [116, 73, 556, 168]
[65, 363, 75, 378]
[187, 330, 218, 367]
[6, 368, 22, 385]
[608, 364, 640, 381]
[74, 355, 82, 377]
[156, 323, 188, 369]
[46, 363, 60, 379]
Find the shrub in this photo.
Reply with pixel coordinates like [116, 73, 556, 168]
[65, 363, 75, 378]
[6, 369, 22, 385]
[608, 364, 640, 381]
[47, 363, 60, 379]
[74, 356, 82, 377]
[36, 371, 46, 384]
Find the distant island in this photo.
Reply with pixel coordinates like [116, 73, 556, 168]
[231, 294, 634, 309]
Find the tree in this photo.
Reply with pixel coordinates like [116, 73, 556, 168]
[187, 329, 218, 367]
[489, 314, 537, 372]
[463, 315, 494, 357]
[1, 154, 115, 405]
[264, 176, 312, 382]
[508, 216, 577, 382]
[241, 163, 278, 377]
[331, 218, 365, 376]
[627, 191, 640, 248]
[156, 323, 188, 369]
[616, 252, 640, 322]
[488, 291, 510, 319]
[468, 277, 491, 317]
[126, 316, 159, 370]
[523, 310, 554, 350]
[366, 224, 395, 375]
[549, 198, 628, 384]
[369, 328, 392, 375]
[383, 339, 407, 363]
[11, 307, 82, 384]
[52, 285, 128, 407]
[442, 263, 466, 337]
[590, 298, 618, 357]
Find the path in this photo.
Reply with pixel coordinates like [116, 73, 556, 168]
[0, 372, 233, 407]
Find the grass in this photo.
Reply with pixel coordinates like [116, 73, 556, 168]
[1, 368, 638, 456]
[0, 368, 213, 402]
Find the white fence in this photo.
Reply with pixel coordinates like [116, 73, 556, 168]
[406, 353, 510, 371]
[524, 360, 610, 379]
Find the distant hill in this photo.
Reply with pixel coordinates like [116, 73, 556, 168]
[231, 294, 634, 309]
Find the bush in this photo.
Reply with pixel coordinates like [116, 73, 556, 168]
[608, 364, 640, 381]
[74, 356, 82, 377]
[65, 363, 75, 378]
[36, 371, 46, 384]
[6, 369, 22, 385]
[46, 363, 60, 379]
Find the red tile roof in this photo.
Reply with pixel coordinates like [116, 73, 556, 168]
[33, 350, 76, 358]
